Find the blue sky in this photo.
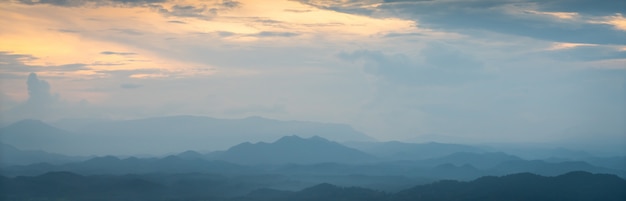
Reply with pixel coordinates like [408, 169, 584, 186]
[0, 0, 624, 148]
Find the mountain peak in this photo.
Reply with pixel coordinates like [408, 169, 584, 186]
[275, 135, 330, 144]
[218, 135, 375, 165]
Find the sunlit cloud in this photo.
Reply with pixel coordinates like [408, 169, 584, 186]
[525, 10, 579, 20]
[547, 42, 596, 50]
[589, 13, 626, 31]
[0, 0, 420, 80]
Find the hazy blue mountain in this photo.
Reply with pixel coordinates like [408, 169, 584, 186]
[0, 119, 81, 154]
[71, 115, 373, 155]
[491, 160, 626, 177]
[344, 141, 485, 160]
[426, 163, 484, 180]
[176, 150, 208, 160]
[482, 143, 599, 160]
[1, 116, 374, 156]
[0, 155, 254, 176]
[418, 152, 523, 169]
[583, 156, 626, 171]
[0, 143, 85, 166]
[215, 135, 377, 165]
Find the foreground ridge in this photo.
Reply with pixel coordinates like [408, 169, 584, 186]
[2, 171, 625, 201]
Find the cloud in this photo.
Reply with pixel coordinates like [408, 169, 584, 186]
[156, 4, 214, 19]
[3, 73, 61, 122]
[120, 83, 142, 89]
[302, 0, 626, 45]
[109, 28, 144, 36]
[220, 0, 240, 9]
[150, 1, 241, 20]
[252, 31, 299, 37]
[338, 43, 487, 86]
[16, 0, 167, 7]
[100, 51, 136, 56]
[538, 0, 625, 16]
[545, 45, 626, 61]
[167, 20, 186, 24]
[54, 28, 80, 33]
[0, 52, 89, 74]
[26, 73, 56, 106]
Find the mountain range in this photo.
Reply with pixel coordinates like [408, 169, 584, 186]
[0, 116, 373, 155]
[211, 135, 376, 165]
[2, 171, 624, 201]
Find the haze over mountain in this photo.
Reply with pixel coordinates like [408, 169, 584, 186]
[0, 116, 373, 155]
[0, 119, 78, 154]
[213, 135, 376, 165]
[344, 141, 485, 160]
[1, 0, 624, 200]
[0, 143, 85, 166]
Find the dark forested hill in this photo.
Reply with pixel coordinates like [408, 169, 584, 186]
[238, 171, 626, 201]
[5, 171, 620, 201]
[392, 171, 626, 201]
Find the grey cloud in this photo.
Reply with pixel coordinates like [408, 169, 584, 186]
[120, 83, 142, 89]
[220, 0, 240, 9]
[95, 68, 163, 78]
[545, 46, 626, 61]
[54, 29, 80, 33]
[537, 0, 626, 16]
[27, 73, 56, 106]
[110, 28, 144, 36]
[167, 20, 186, 24]
[377, 1, 626, 45]
[253, 31, 299, 37]
[216, 31, 236, 37]
[384, 32, 425, 38]
[17, 0, 167, 7]
[100, 51, 136, 56]
[380, 0, 625, 16]
[284, 9, 312, 13]
[151, 1, 240, 20]
[338, 44, 487, 86]
[302, 0, 625, 45]
[166, 5, 212, 18]
[48, 63, 89, 72]
[0, 52, 88, 73]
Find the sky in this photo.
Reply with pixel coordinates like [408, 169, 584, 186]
[0, 0, 624, 146]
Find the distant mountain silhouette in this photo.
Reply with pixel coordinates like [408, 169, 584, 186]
[344, 141, 484, 160]
[0, 143, 85, 166]
[421, 152, 523, 169]
[176, 150, 208, 160]
[1, 116, 374, 155]
[0, 119, 79, 154]
[215, 135, 376, 165]
[0, 155, 254, 176]
[491, 159, 626, 177]
[67, 115, 372, 155]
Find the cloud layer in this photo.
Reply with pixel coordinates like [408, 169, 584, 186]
[0, 0, 624, 149]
